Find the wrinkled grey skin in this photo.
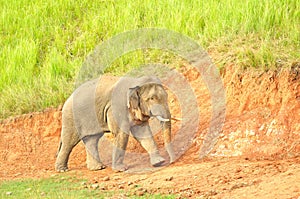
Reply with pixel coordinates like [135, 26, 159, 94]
[55, 76, 175, 172]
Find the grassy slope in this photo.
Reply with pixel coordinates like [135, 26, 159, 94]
[0, 0, 299, 119]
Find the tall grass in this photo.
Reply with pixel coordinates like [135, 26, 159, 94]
[0, 0, 299, 119]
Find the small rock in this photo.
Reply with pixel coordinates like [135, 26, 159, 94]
[165, 176, 173, 181]
[235, 167, 242, 173]
[249, 130, 256, 136]
[57, 104, 63, 110]
[113, 176, 121, 180]
[219, 179, 228, 184]
[118, 185, 125, 189]
[103, 176, 110, 181]
[137, 187, 144, 191]
[14, 173, 22, 177]
[219, 133, 225, 138]
[293, 187, 299, 193]
[230, 183, 248, 190]
[26, 188, 32, 191]
[91, 183, 99, 189]
[252, 179, 262, 184]
[128, 181, 133, 186]
[6, 192, 12, 196]
[135, 190, 145, 196]
[53, 112, 61, 120]
[208, 190, 218, 196]
[259, 124, 265, 131]
[99, 185, 107, 190]
[81, 182, 88, 189]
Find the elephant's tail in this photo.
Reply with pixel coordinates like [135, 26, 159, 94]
[55, 139, 62, 157]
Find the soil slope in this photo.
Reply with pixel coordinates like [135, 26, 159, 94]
[1, 65, 300, 198]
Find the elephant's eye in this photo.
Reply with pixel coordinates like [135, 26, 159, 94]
[147, 96, 156, 101]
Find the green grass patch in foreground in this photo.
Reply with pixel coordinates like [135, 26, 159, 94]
[0, 176, 99, 199]
[0, 175, 175, 199]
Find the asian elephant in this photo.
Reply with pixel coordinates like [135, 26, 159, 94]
[55, 75, 175, 172]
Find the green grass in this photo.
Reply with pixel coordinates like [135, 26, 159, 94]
[0, 0, 299, 119]
[0, 176, 106, 199]
[0, 175, 175, 199]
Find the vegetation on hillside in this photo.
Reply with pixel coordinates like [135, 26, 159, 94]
[0, 0, 299, 119]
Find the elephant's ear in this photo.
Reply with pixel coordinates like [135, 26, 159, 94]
[127, 86, 147, 122]
[127, 86, 140, 110]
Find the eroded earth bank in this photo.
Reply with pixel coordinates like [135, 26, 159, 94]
[1, 65, 300, 198]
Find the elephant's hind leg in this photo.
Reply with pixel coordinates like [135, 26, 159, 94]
[82, 134, 106, 171]
[55, 127, 80, 172]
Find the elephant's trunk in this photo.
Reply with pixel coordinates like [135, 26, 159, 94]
[162, 111, 175, 163]
[150, 104, 175, 163]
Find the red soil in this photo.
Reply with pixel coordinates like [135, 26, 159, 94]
[1, 65, 300, 198]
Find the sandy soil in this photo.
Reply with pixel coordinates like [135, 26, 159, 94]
[1, 65, 300, 198]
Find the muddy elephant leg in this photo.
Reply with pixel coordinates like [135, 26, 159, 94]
[82, 133, 106, 171]
[112, 131, 129, 172]
[131, 124, 165, 167]
[55, 127, 80, 172]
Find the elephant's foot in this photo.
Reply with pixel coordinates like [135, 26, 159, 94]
[165, 143, 176, 163]
[55, 165, 69, 172]
[87, 162, 106, 171]
[150, 152, 165, 167]
[112, 164, 128, 172]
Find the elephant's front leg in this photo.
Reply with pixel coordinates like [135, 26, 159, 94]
[131, 124, 165, 167]
[112, 131, 129, 172]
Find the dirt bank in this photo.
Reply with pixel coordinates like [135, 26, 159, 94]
[1, 65, 299, 198]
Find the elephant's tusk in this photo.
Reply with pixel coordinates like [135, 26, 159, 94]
[171, 117, 182, 121]
[156, 115, 170, 122]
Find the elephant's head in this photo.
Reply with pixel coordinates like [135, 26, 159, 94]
[127, 82, 170, 123]
[127, 77, 175, 163]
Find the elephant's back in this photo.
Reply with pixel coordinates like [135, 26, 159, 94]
[99, 75, 120, 85]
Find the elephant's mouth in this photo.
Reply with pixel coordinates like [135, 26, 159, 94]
[131, 113, 151, 124]
[140, 114, 150, 121]
[132, 114, 169, 125]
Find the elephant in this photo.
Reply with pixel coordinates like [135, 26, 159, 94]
[55, 75, 175, 172]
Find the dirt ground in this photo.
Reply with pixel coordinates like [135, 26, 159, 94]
[1, 65, 300, 198]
